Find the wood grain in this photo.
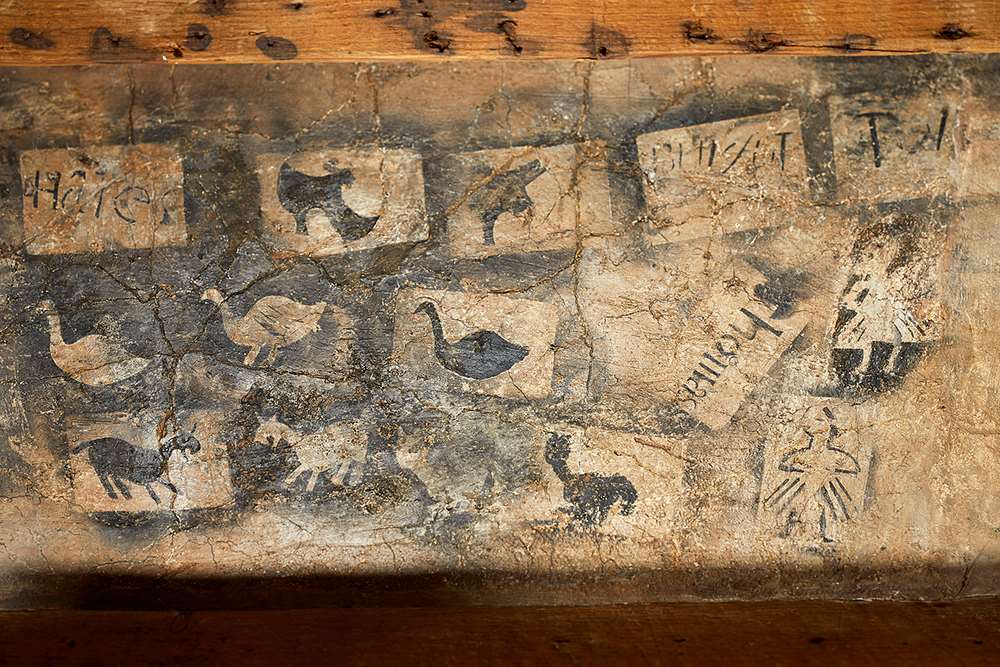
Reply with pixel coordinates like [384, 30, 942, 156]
[2, 599, 999, 665]
[0, 1, 997, 65]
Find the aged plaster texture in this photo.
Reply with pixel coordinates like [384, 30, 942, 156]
[0, 56, 998, 607]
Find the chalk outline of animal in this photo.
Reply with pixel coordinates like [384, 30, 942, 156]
[468, 159, 547, 246]
[253, 416, 365, 492]
[762, 408, 862, 541]
[38, 299, 153, 386]
[277, 159, 381, 241]
[72, 430, 202, 505]
[414, 300, 529, 380]
[544, 432, 638, 527]
[201, 289, 327, 366]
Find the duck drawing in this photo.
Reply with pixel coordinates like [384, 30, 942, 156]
[414, 301, 529, 380]
[38, 300, 153, 386]
[201, 289, 327, 366]
[277, 159, 381, 241]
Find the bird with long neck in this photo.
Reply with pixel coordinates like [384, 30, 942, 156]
[200, 288, 242, 345]
[37, 299, 152, 386]
[201, 287, 327, 366]
[414, 301, 529, 380]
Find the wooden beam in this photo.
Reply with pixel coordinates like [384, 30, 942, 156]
[0, 1, 997, 65]
[2, 599, 999, 664]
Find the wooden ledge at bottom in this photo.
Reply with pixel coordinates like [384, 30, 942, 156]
[1, 599, 998, 665]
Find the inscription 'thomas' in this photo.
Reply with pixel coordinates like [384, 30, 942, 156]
[676, 301, 809, 430]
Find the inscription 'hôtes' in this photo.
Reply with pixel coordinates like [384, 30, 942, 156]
[19, 144, 186, 255]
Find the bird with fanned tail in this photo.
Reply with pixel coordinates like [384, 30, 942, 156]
[201, 289, 327, 366]
[277, 159, 380, 241]
[414, 301, 529, 380]
[38, 300, 153, 386]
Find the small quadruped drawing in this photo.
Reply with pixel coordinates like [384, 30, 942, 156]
[73, 430, 201, 505]
[253, 417, 366, 492]
[38, 299, 153, 386]
[468, 159, 547, 246]
[759, 405, 872, 543]
[414, 301, 529, 380]
[544, 432, 637, 527]
[256, 148, 428, 257]
[201, 289, 327, 366]
[277, 160, 380, 240]
[67, 412, 234, 513]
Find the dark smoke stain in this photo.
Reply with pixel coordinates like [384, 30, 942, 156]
[585, 22, 630, 58]
[833, 33, 877, 52]
[9, 27, 54, 49]
[830, 342, 930, 394]
[203, 0, 230, 16]
[681, 20, 718, 43]
[89, 27, 154, 63]
[935, 23, 974, 40]
[423, 31, 451, 53]
[255, 35, 298, 60]
[387, 1, 528, 53]
[498, 19, 522, 54]
[740, 29, 787, 53]
[184, 24, 213, 51]
[463, 11, 538, 55]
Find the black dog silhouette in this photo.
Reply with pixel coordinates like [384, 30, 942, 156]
[277, 160, 380, 241]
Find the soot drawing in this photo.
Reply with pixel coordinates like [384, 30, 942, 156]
[545, 433, 638, 527]
[73, 431, 202, 505]
[415, 301, 529, 380]
[277, 159, 380, 240]
[761, 407, 863, 542]
[201, 289, 327, 366]
[469, 159, 547, 246]
[39, 300, 153, 387]
[253, 417, 366, 492]
[830, 271, 928, 392]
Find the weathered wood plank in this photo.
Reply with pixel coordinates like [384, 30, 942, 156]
[0, 0, 997, 65]
[2, 600, 999, 665]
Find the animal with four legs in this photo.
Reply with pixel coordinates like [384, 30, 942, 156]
[201, 289, 327, 366]
[277, 159, 381, 240]
[73, 431, 202, 505]
[544, 433, 638, 527]
[414, 301, 529, 380]
[469, 159, 547, 246]
[254, 417, 366, 492]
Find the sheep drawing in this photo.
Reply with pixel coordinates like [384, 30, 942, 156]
[254, 417, 366, 492]
[73, 431, 202, 505]
[544, 432, 638, 527]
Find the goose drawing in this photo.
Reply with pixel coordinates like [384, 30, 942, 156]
[277, 159, 381, 240]
[201, 289, 327, 366]
[38, 300, 153, 386]
[414, 301, 529, 380]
